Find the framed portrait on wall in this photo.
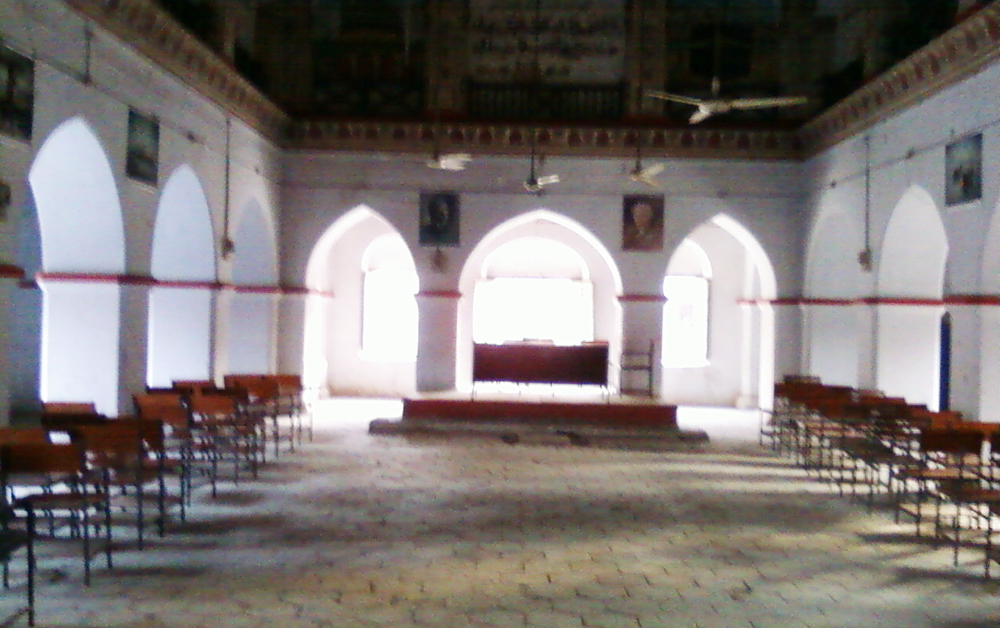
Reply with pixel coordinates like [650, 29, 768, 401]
[419, 191, 460, 247]
[622, 194, 664, 252]
[126, 108, 160, 185]
[945, 133, 982, 206]
[0, 45, 35, 140]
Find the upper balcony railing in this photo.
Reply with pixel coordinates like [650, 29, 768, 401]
[467, 82, 626, 123]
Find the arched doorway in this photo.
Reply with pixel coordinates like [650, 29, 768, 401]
[23, 118, 126, 415]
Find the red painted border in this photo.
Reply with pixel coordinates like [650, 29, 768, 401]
[417, 290, 463, 299]
[619, 293, 667, 303]
[29, 272, 325, 297]
[771, 295, 1000, 307]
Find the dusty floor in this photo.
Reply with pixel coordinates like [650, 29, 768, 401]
[2, 399, 999, 627]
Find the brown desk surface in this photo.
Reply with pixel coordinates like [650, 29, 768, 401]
[472, 342, 609, 386]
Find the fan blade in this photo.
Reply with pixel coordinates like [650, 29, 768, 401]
[644, 90, 704, 106]
[537, 174, 560, 186]
[688, 107, 713, 124]
[727, 96, 808, 110]
[642, 163, 664, 177]
[426, 153, 471, 171]
[630, 172, 662, 188]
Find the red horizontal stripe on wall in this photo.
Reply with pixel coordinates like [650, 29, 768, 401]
[619, 294, 667, 303]
[417, 290, 463, 299]
[221, 284, 283, 295]
[859, 297, 945, 306]
[143, 278, 220, 290]
[768, 296, 1000, 307]
[31, 273, 317, 297]
[945, 294, 1000, 306]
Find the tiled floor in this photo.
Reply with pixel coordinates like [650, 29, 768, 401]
[3, 399, 999, 627]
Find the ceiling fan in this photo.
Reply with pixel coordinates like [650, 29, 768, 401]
[426, 148, 471, 171]
[523, 140, 559, 193]
[646, 77, 808, 124]
[628, 139, 663, 188]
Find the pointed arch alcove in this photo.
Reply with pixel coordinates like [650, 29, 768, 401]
[660, 214, 777, 409]
[224, 198, 279, 376]
[803, 202, 866, 387]
[875, 185, 947, 409]
[24, 117, 126, 415]
[455, 210, 623, 393]
[304, 206, 418, 397]
[148, 165, 216, 388]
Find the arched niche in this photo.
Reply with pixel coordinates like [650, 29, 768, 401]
[225, 198, 279, 376]
[473, 237, 594, 347]
[148, 165, 216, 388]
[875, 185, 947, 409]
[303, 206, 418, 396]
[455, 209, 622, 392]
[660, 215, 776, 408]
[26, 117, 125, 415]
[802, 203, 865, 386]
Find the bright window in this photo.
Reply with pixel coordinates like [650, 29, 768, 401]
[662, 276, 709, 367]
[473, 278, 594, 345]
[362, 268, 418, 361]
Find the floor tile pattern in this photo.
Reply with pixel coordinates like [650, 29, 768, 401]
[3, 401, 998, 627]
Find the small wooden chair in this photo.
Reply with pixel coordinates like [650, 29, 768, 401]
[1, 442, 112, 586]
[620, 341, 655, 397]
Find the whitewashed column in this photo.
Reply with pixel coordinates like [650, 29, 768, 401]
[416, 290, 461, 393]
[117, 277, 152, 415]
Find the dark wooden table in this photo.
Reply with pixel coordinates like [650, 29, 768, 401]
[472, 342, 609, 386]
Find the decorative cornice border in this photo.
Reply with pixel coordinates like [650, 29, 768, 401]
[65, 0, 289, 139]
[799, 4, 1000, 155]
[287, 120, 802, 160]
[61, 0, 1000, 161]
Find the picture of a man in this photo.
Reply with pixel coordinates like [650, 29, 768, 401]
[622, 194, 664, 252]
[420, 191, 460, 246]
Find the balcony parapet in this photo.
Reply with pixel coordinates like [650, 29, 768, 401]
[800, 3, 1000, 154]
[65, 0, 288, 138]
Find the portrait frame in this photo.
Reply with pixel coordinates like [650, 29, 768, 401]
[419, 191, 460, 247]
[0, 44, 35, 141]
[126, 108, 160, 185]
[945, 133, 982, 206]
[0, 178, 11, 222]
[622, 194, 664, 252]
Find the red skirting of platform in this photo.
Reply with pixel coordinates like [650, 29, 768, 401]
[402, 398, 677, 429]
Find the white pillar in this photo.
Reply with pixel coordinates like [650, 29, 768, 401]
[416, 290, 460, 392]
[117, 279, 151, 415]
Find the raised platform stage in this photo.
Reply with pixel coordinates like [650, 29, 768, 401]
[400, 395, 677, 428]
[369, 393, 706, 450]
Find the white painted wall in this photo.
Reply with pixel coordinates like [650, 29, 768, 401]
[20, 1, 1000, 417]
[0, 2, 282, 416]
[803, 49, 1000, 420]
